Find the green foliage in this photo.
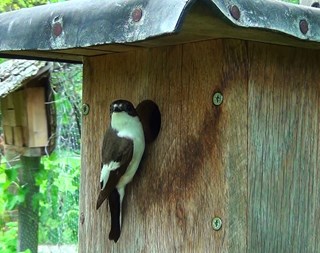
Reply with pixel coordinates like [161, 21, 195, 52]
[0, 164, 26, 211]
[0, 221, 18, 253]
[0, 0, 67, 13]
[0, 151, 80, 251]
[37, 151, 80, 244]
[0, 165, 25, 252]
[283, 0, 300, 3]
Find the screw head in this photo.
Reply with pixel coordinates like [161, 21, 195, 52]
[82, 103, 90, 115]
[132, 8, 143, 22]
[53, 22, 63, 36]
[52, 16, 63, 37]
[212, 217, 222, 231]
[299, 19, 308, 35]
[213, 92, 223, 106]
[230, 5, 240, 20]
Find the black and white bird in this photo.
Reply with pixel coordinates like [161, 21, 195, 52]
[96, 99, 145, 242]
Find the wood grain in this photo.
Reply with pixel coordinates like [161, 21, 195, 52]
[248, 43, 320, 253]
[3, 125, 13, 145]
[13, 90, 27, 129]
[80, 38, 320, 252]
[25, 87, 48, 147]
[79, 40, 248, 252]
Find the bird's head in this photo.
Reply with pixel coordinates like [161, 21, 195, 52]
[110, 100, 137, 116]
[110, 100, 140, 132]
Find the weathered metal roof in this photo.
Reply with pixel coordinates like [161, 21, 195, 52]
[0, 0, 320, 62]
[0, 60, 51, 97]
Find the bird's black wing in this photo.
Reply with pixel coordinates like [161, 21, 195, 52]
[96, 128, 133, 210]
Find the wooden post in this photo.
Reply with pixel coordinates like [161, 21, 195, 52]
[18, 156, 40, 253]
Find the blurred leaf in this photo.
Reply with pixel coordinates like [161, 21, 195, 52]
[0, 221, 18, 252]
[5, 186, 27, 210]
[4, 168, 17, 182]
[0, 181, 12, 192]
[35, 164, 47, 186]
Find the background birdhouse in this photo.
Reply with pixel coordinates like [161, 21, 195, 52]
[0, 60, 55, 156]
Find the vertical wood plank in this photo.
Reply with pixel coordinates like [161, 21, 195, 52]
[80, 39, 248, 252]
[248, 43, 320, 253]
[179, 40, 247, 253]
[4, 109, 16, 127]
[25, 87, 48, 147]
[2, 94, 17, 126]
[13, 126, 24, 146]
[3, 125, 13, 145]
[13, 90, 27, 127]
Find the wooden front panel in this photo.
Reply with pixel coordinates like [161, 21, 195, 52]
[80, 40, 247, 252]
[80, 39, 320, 252]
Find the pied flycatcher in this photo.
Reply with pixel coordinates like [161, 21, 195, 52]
[96, 99, 145, 242]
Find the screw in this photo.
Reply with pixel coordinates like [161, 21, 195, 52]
[52, 16, 63, 37]
[212, 217, 222, 231]
[132, 8, 143, 22]
[53, 22, 62, 36]
[212, 92, 223, 106]
[82, 103, 90, 115]
[230, 5, 240, 20]
[299, 19, 308, 35]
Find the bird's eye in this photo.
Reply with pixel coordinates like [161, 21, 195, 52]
[112, 104, 121, 112]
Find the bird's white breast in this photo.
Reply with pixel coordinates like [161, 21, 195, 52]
[111, 112, 145, 188]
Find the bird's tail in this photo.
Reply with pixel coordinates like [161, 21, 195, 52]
[108, 188, 121, 242]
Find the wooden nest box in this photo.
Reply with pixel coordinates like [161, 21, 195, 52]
[0, 60, 55, 155]
[1, 0, 320, 252]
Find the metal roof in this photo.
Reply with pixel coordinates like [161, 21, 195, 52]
[0, 0, 320, 62]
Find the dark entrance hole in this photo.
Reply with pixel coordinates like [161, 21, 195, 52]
[136, 100, 161, 144]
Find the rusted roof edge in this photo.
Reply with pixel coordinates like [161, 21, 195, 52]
[0, 0, 319, 59]
[0, 0, 191, 51]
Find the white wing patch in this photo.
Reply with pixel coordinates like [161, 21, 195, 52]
[100, 161, 120, 190]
